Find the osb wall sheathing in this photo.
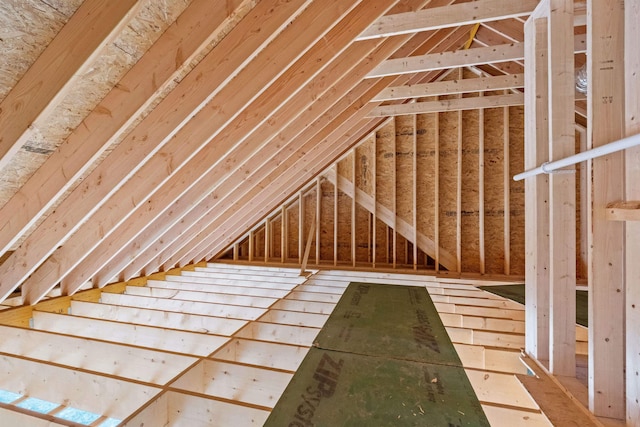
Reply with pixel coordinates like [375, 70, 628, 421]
[376, 120, 395, 215]
[319, 178, 335, 262]
[302, 190, 317, 260]
[416, 108, 436, 261]
[438, 104, 459, 272]
[271, 215, 282, 259]
[484, 104, 506, 275]
[461, 80, 481, 273]
[395, 115, 414, 226]
[336, 156, 353, 262]
[287, 201, 300, 260]
[509, 105, 525, 276]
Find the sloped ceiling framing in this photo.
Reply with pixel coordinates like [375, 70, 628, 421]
[0, 0, 589, 306]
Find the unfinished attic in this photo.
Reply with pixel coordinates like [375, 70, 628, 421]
[0, 0, 638, 425]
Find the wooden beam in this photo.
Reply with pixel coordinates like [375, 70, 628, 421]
[547, 0, 576, 377]
[435, 103, 440, 272]
[0, 0, 247, 257]
[24, 0, 373, 302]
[368, 34, 586, 78]
[456, 69, 463, 274]
[352, 153, 357, 266]
[150, 30, 460, 269]
[315, 178, 321, 264]
[626, 1, 640, 424]
[605, 201, 640, 222]
[587, 0, 626, 417]
[0, 0, 141, 172]
[357, 0, 538, 40]
[503, 97, 510, 275]
[523, 17, 550, 363]
[373, 73, 524, 102]
[300, 210, 316, 275]
[0, 0, 313, 304]
[367, 42, 525, 78]
[478, 94, 485, 275]
[367, 93, 524, 117]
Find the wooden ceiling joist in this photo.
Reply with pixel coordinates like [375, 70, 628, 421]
[369, 33, 586, 78]
[372, 72, 524, 101]
[367, 92, 524, 117]
[356, 0, 539, 40]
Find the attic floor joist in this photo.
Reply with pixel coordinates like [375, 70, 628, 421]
[0, 262, 585, 426]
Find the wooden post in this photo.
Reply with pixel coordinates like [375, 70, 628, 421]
[625, 0, 640, 422]
[299, 192, 304, 264]
[435, 104, 440, 273]
[524, 16, 550, 363]
[479, 93, 486, 275]
[547, 0, 576, 377]
[352, 153, 357, 267]
[413, 113, 418, 270]
[503, 95, 511, 276]
[456, 69, 463, 274]
[587, 0, 626, 418]
[316, 177, 321, 265]
[334, 165, 338, 266]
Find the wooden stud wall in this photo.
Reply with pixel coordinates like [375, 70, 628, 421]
[222, 67, 525, 277]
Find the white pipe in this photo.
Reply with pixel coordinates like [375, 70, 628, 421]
[513, 132, 640, 181]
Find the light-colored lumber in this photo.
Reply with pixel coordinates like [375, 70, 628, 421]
[270, 299, 336, 315]
[86, 9, 396, 288]
[481, 404, 553, 427]
[166, 391, 270, 426]
[171, 360, 293, 408]
[0, 0, 313, 304]
[124, 286, 277, 308]
[373, 73, 524, 102]
[143, 281, 287, 299]
[235, 322, 320, 346]
[259, 309, 329, 328]
[99, 292, 266, 322]
[31, 311, 229, 356]
[605, 201, 640, 221]
[367, 34, 586, 78]
[587, 0, 626, 418]
[70, 300, 247, 336]
[0, 325, 196, 385]
[358, 0, 538, 40]
[166, 32, 465, 265]
[0, 354, 160, 420]
[367, 93, 524, 117]
[626, 1, 640, 424]
[0, 0, 251, 256]
[547, 0, 576, 377]
[212, 339, 309, 372]
[324, 172, 457, 270]
[286, 290, 341, 304]
[0, 0, 141, 172]
[24, 0, 362, 303]
[465, 368, 540, 410]
[159, 276, 296, 291]
[523, 16, 550, 363]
